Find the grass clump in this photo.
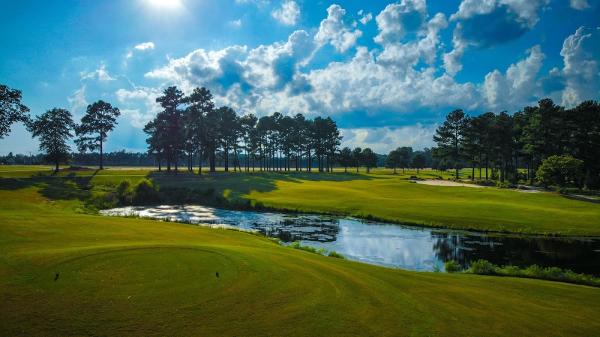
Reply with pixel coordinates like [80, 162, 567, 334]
[466, 259, 600, 287]
[327, 251, 345, 259]
[444, 260, 462, 273]
[289, 241, 344, 259]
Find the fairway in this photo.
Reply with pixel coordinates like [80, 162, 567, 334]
[1, 182, 600, 336]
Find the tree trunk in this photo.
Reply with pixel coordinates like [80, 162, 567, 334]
[99, 139, 104, 170]
[55, 161, 59, 173]
[485, 157, 489, 180]
[209, 150, 216, 172]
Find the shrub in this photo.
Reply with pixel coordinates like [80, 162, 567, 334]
[116, 180, 133, 204]
[468, 259, 496, 275]
[444, 260, 462, 273]
[132, 179, 160, 204]
[536, 155, 584, 188]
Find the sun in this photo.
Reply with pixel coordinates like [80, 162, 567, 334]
[145, 0, 184, 10]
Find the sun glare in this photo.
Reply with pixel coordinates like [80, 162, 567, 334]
[145, 0, 184, 10]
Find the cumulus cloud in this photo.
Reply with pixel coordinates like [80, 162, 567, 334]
[451, 0, 547, 27]
[378, 12, 448, 68]
[570, 0, 590, 10]
[482, 45, 545, 109]
[115, 87, 162, 128]
[374, 0, 427, 44]
[144, 29, 316, 107]
[341, 124, 437, 153]
[443, 0, 548, 76]
[271, 0, 300, 26]
[559, 27, 600, 106]
[315, 4, 363, 53]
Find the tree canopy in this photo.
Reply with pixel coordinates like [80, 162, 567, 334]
[27, 108, 75, 172]
[0, 84, 30, 139]
[75, 100, 120, 169]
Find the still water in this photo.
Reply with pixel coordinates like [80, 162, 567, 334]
[100, 205, 600, 275]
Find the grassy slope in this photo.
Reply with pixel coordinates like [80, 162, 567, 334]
[1, 165, 599, 235]
[1, 185, 599, 336]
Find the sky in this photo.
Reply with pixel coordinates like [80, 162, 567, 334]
[1, 0, 599, 155]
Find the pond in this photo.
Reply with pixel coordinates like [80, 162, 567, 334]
[100, 205, 600, 275]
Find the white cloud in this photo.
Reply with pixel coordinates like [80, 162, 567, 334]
[374, 0, 427, 44]
[68, 85, 88, 117]
[134, 42, 155, 51]
[341, 124, 437, 153]
[378, 12, 447, 69]
[271, 0, 300, 26]
[229, 19, 242, 28]
[359, 12, 373, 25]
[482, 45, 545, 109]
[115, 87, 162, 128]
[141, 26, 480, 123]
[315, 4, 363, 53]
[451, 0, 548, 27]
[442, 28, 467, 76]
[570, 0, 590, 10]
[444, 0, 548, 75]
[560, 27, 600, 106]
[80, 64, 116, 81]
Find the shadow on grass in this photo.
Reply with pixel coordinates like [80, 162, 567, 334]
[0, 169, 99, 203]
[147, 171, 384, 208]
[147, 170, 378, 201]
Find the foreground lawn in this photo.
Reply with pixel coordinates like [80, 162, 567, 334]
[1, 185, 599, 336]
[1, 165, 599, 235]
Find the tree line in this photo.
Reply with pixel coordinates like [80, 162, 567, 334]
[144, 86, 346, 173]
[2, 82, 599, 189]
[432, 99, 600, 189]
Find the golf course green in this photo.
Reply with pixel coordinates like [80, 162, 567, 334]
[1, 166, 599, 336]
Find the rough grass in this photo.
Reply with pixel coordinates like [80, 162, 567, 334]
[1, 184, 599, 336]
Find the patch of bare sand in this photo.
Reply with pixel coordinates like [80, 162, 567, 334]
[414, 180, 486, 188]
[413, 180, 543, 193]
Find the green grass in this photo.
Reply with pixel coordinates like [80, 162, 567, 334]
[1, 179, 599, 336]
[1, 165, 599, 235]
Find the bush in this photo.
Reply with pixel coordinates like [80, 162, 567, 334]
[536, 155, 584, 188]
[444, 260, 462, 273]
[468, 259, 496, 275]
[132, 179, 160, 204]
[116, 180, 133, 204]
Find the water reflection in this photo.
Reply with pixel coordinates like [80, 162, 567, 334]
[101, 205, 600, 275]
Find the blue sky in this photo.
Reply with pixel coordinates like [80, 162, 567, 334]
[1, 0, 599, 154]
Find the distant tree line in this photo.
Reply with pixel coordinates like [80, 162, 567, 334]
[432, 99, 600, 189]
